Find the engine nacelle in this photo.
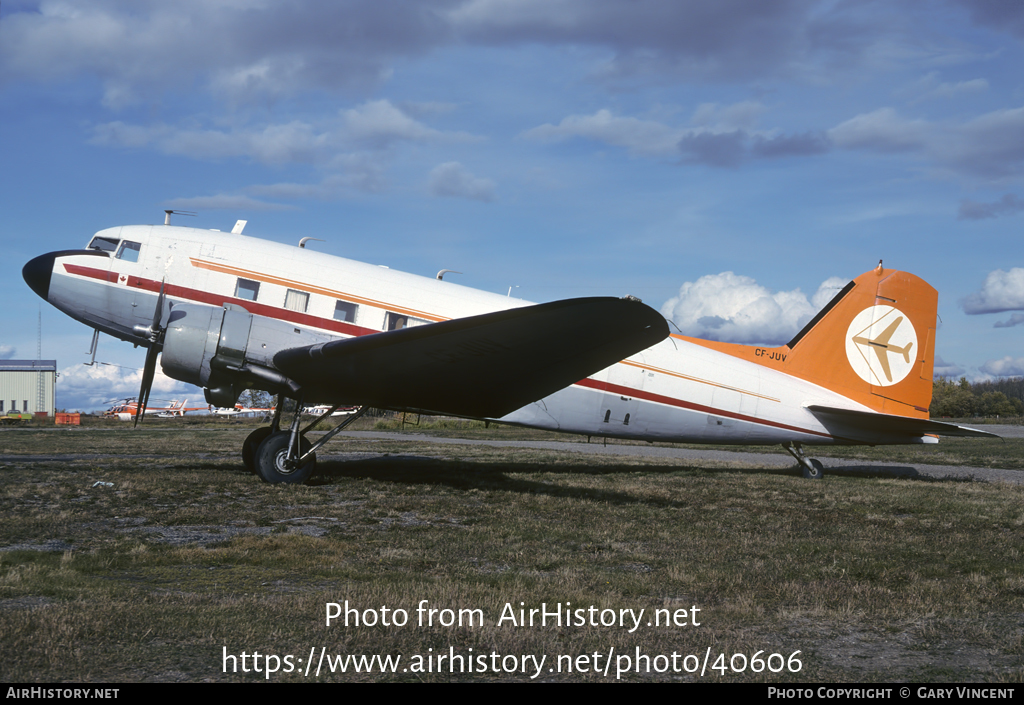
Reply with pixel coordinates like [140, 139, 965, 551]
[161, 303, 337, 407]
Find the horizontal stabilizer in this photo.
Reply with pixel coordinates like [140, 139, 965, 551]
[807, 405, 1001, 440]
[274, 297, 669, 418]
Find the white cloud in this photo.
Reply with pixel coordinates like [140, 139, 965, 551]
[903, 72, 988, 104]
[660, 273, 847, 346]
[524, 109, 688, 157]
[829, 106, 1024, 180]
[56, 357, 200, 413]
[525, 105, 830, 167]
[427, 162, 496, 202]
[828, 108, 930, 153]
[979, 356, 1024, 378]
[0, 345, 15, 359]
[961, 268, 1024, 314]
[91, 100, 474, 166]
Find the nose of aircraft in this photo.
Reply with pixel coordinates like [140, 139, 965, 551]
[23, 252, 56, 301]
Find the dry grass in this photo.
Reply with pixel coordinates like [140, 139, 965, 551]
[0, 425, 1021, 682]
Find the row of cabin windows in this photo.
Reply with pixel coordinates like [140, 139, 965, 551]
[1, 401, 29, 412]
[232, 277, 427, 330]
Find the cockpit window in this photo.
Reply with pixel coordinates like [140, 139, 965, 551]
[88, 236, 119, 253]
[115, 240, 141, 262]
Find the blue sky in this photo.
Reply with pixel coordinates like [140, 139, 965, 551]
[1, 0, 1022, 411]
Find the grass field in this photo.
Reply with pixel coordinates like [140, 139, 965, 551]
[0, 421, 1022, 682]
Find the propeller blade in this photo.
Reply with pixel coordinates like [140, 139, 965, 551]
[134, 279, 168, 429]
[134, 345, 159, 428]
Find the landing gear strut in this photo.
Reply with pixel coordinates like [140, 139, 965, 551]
[244, 401, 369, 484]
[784, 442, 824, 480]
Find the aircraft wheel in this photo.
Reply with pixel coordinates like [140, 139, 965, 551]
[801, 458, 824, 480]
[255, 431, 317, 484]
[242, 426, 274, 474]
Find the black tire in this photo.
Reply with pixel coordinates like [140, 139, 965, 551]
[802, 458, 824, 480]
[255, 431, 317, 484]
[242, 426, 274, 474]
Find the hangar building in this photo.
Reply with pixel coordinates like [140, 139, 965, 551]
[0, 360, 56, 417]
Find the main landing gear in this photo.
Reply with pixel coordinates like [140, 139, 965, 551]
[241, 401, 368, 484]
[784, 442, 825, 480]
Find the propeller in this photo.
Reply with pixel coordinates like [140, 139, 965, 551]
[132, 281, 168, 427]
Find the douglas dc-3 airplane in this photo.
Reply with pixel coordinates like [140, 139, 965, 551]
[23, 218, 995, 484]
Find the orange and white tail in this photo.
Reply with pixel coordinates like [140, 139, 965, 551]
[680, 264, 938, 418]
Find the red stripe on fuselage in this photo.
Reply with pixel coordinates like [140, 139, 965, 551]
[573, 378, 835, 440]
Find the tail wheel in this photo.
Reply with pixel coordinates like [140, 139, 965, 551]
[255, 431, 316, 484]
[242, 426, 274, 474]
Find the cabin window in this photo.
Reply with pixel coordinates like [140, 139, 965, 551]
[235, 278, 260, 301]
[88, 236, 119, 253]
[603, 409, 611, 423]
[385, 312, 429, 331]
[334, 300, 358, 323]
[623, 413, 630, 426]
[284, 289, 309, 313]
[115, 240, 141, 262]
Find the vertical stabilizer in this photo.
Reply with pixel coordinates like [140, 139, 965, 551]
[780, 267, 937, 417]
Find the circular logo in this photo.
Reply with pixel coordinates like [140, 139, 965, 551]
[845, 305, 918, 386]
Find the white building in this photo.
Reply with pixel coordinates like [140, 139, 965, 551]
[0, 360, 56, 417]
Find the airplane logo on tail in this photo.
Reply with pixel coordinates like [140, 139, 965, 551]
[845, 306, 918, 386]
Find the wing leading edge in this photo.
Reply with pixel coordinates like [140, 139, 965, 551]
[274, 297, 670, 418]
[807, 405, 1001, 442]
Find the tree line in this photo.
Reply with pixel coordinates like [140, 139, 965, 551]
[930, 377, 1024, 418]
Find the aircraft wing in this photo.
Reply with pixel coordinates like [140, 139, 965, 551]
[274, 297, 669, 418]
[806, 405, 1001, 440]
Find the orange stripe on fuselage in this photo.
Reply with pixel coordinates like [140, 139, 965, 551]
[188, 258, 449, 323]
[618, 358, 780, 403]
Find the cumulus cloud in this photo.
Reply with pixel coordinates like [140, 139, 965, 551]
[660, 273, 848, 345]
[979, 356, 1024, 378]
[961, 268, 1024, 314]
[427, 162, 496, 202]
[958, 194, 1024, 220]
[0, 345, 15, 359]
[57, 358, 200, 412]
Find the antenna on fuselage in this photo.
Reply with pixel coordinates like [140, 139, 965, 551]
[299, 237, 324, 249]
[164, 210, 197, 225]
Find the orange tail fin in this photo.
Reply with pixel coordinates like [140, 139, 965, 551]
[678, 265, 938, 418]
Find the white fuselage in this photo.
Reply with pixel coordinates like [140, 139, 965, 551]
[43, 224, 878, 445]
